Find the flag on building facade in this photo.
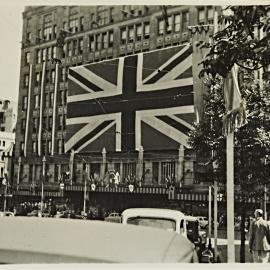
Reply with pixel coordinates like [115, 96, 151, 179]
[223, 64, 247, 135]
[65, 44, 195, 153]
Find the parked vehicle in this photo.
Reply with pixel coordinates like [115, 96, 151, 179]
[0, 211, 15, 217]
[0, 217, 198, 263]
[104, 212, 121, 223]
[122, 208, 207, 262]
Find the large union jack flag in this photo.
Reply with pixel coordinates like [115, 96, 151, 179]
[65, 44, 195, 153]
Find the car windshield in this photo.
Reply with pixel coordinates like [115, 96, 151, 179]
[127, 217, 176, 232]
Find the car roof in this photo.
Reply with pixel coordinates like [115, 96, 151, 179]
[122, 208, 186, 220]
[0, 217, 196, 263]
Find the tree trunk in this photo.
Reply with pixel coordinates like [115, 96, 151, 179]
[240, 201, 246, 263]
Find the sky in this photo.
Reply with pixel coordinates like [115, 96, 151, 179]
[0, 4, 24, 102]
[0, 0, 267, 103]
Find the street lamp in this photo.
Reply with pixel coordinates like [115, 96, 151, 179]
[41, 156, 46, 216]
[17, 156, 22, 191]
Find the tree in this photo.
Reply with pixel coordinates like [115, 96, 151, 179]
[190, 5, 270, 262]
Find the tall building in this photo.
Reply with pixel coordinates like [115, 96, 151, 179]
[13, 5, 217, 214]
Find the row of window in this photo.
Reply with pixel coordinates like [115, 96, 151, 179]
[22, 90, 67, 112]
[20, 138, 65, 156]
[21, 114, 66, 132]
[120, 22, 149, 45]
[23, 66, 69, 88]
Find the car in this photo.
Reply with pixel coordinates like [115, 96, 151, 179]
[27, 210, 39, 217]
[104, 212, 121, 223]
[121, 208, 207, 262]
[195, 216, 209, 229]
[0, 217, 198, 263]
[0, 211, 15, 217]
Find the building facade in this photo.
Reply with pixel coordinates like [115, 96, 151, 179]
[13, 5, 217, 214]
[0, 99, 16, 180]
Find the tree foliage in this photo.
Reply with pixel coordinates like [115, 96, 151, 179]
[200, 6, 270, 78]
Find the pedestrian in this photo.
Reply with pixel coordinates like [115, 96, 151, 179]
[249, 209, 270, 263]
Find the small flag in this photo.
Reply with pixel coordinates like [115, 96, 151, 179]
[223, 65, 247, 135]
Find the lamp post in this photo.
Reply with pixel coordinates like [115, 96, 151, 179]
[17, 156, 22, 191]
[41, 156, 46, 216]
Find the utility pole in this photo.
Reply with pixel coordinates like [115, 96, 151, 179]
[41, 156, 46, 216]
[17, 156, 22, 191]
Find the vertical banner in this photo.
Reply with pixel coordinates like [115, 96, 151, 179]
[38, 61, 46, 156]
[24, 64, 33, 157]
[177, 145, 185, 186]
[51, 62, 59, 155]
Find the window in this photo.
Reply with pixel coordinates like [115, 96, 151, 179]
[52, 46, 57, 59]
[34, 95, 39, 108]
[32, 141, 37, 154]
[158, 18, 165, 35]
[161, 162, 176, 184]
[89, 35, 95, 52]
[57, 139, 63, 154]
[136, 24, 142, 41]
[207, 7, 214, 24]
[42, 141, 46, 155]
[47, 47, 52, 60]
[50, 92, 54, 107]
[167, 16, 173, 33]
[109, 31, 114, 47]
[143, 22, 150, 39]
[182, 11, 189, 32]
[67, 41, 72, 57]
[2, 141, 5, 147]
[69, 15, 79, 33]
[63, 21, 67, 30]
[123, 163, 136, 180]
[58, 114, 63, 128]
[174, 14, 181, 32]
[121, 27, 127, 45]
[42, 48, 47, 61]
[61, 68, 66, 82]
[24, 74, 29, 87]
[43, 14, 52, 41]
[96, 34, 101, 50]
[72, 40, 78, 55]
[22, 96, 28, 110]
[78, 38, 83, 54]
[53, 24, 57, 37]
[80, 16, 84, 31]
[45, 93, 49, 108]
[48, 140, 52, 155]
[63, 44, 66, 58]
[37, 49, 41, 64]
[33, 118, 38, 132]
[128, 25, 134, 43]
[25, 52, 30, 65]
[48, 116, 53, 129]
[35, 72, 40, 86]
[21, 119, 26, 132]
[102, 32, 108, 49]
[97, 6, 109, 26]
[198, 8, 205, 25]
[51, 70, 55, 84]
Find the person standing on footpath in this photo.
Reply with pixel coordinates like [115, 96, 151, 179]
[249, 209, 270, 263]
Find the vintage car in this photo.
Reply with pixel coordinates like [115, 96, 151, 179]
[0, 211, 15, 217]
[104, 212, 122, 223]
[0, 217, 198, 263]
[122, 208, 207, 262]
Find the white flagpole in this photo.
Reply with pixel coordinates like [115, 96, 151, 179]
[51, 62, 59, 156]
[38, 61, 46, 156]
[227, 131, 235, 262]
[24, 64, 33, 157]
